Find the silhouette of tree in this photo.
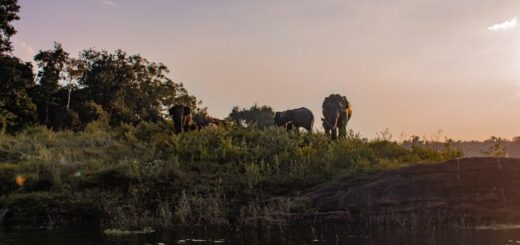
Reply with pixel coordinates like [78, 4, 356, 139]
[0, 0, 20, 54]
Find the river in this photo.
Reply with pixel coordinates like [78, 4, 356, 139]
[2, 225, 520, 244]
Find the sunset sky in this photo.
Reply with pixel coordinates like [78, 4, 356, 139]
[11, 0, 520, 140]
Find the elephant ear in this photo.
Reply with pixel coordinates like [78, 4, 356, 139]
[339, 96, 348, 109]
[347, 101, 353, 119]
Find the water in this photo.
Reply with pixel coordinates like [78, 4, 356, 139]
[2, 225, 520, 244]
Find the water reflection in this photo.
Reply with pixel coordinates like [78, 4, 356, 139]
[2, 224, 520, 244]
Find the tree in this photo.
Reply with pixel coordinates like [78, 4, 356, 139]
[34, 42, 74, 129]
[228, 104, 274, 129]
[77, 49, 196, 125]
[0, 55, 37, 133]
[64, 57, 84, 111]
[0, 0, 37, 133]
[0, 0, 20, 54]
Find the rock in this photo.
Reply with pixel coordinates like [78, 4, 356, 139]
[309, 157, 520, 226]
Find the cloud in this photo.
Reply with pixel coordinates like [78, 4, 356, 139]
[99, 1, 117, 7]
[488, 17, 517, 31]
[12, 38, 35, 62]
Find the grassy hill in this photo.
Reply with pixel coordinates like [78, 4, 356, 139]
[0, 121, 461, 229]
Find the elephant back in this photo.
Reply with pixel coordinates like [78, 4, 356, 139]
[322, 94, 349, 110]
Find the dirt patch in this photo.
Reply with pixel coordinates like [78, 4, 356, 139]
[309, 157, 520, 226]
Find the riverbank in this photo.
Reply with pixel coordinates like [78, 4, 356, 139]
[0, 121, 461, 229]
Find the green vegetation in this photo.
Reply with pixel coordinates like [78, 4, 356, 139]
[0, 122, 462, 229]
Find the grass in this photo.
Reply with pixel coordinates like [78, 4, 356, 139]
[0, 121, 462, 229]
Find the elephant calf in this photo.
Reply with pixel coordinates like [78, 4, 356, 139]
[274, 107, 314, 132]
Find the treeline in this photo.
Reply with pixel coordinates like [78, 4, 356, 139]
[403, 135, 520, 158]
[1, 1, 200, 133]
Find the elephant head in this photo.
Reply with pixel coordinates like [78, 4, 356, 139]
[322, 94, 352, 140]
[168, 105, 193, 134]
[273, 111, 293, 129]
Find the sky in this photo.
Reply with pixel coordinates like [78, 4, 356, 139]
[11, 0, 520, 140]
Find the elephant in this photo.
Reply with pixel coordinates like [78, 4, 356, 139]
[321, 94, 352, 140]
[193, 114, 224, 129]
[274, 107, 314, 132]
[168, 105, 196, 134]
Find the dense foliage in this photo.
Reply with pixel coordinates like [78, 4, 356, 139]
[0, 55, 37, 133]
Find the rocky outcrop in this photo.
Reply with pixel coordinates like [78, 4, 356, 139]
[309, 158, 520, 226]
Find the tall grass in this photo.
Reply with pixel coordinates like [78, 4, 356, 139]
[0, 121, 462, 229]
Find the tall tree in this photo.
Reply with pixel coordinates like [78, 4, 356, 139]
[0, 0, 20, 54]
[0, 55, 37, 133]
[33, 42, 70, 127]
[0, 0, 37, 133]
[64, 57, 84, 111]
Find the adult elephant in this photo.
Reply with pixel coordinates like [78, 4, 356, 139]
[274, 107, 314, 132]
[321, 94, 352, 140]
[168, 105, 196, 134]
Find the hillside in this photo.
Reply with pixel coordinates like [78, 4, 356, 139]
[0, 123, 461, 229]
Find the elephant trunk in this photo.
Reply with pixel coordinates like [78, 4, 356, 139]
[173, 115, 183, 133]
[322, 116, 337, 130]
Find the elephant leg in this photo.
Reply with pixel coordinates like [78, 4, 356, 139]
[183, 123, 192, 132]
[337, 116, 347, 139]
[304, 123, 312, 133]
[339, 125, 346, 139]
[286, 123, 294, 132]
